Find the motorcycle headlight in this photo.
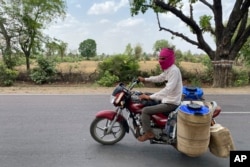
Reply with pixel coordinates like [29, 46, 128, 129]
[110, 95, 116, 104]
[110, 92, 125, 106]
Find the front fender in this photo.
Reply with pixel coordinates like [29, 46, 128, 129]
[95, 110, 129, 133]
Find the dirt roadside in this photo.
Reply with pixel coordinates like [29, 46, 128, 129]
[0, 84, 249, 95]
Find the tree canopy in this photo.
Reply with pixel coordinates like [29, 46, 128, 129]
[0, 0, 66, 70]
[78, 39, 97, 59]
[129, 0, 250, 87]
[153, 39, 174, 53]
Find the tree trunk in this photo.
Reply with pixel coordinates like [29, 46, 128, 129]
[3, 47, 12, 69]
[25, 54, 30, 71]
[212, 60, 234, 87]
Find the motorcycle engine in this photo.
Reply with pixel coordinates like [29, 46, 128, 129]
[152, 128, 164, 140]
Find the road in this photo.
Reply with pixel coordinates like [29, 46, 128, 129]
[0, 94, 249, 167]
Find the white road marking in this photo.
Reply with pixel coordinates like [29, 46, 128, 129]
[222, 112, 250, 114]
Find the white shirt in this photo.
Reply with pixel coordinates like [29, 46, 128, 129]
[145, 64, 183, 105]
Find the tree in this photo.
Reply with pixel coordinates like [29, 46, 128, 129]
[238, 37, 250, 66]
[0, 0, 66, 71]
[57, 41, 67, 60]
[130, 0, 250, 87]
[0, 0, 20, 69]
[134, 43, 143, 59]
[45, 40, 59, 57]
[124, 43, 143, 59]
[45, 38, 67, 59]
[153, 39, 174, 53]
[0, 18, 14, 69]
[78, 39, 97, 59]
[124, 43, 133, 55]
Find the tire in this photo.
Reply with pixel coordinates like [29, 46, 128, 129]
[90, 117, 126, 145]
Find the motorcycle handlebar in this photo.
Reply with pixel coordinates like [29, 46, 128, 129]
[128, 78, 140, 90]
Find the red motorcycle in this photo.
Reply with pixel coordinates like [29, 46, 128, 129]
[90, 79, 222, 156]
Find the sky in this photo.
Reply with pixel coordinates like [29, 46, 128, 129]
[43, 0, 234, 55]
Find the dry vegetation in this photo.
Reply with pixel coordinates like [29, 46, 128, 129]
[179, 62, 206, 73]
[15, 60, 206, 74]
[56, 61, 99, 73]
[54, 60, 205, 74]
[3, 60, 250, 94]
[13, 60, 209, 86]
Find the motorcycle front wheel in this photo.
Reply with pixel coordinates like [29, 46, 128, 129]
[90, 117, 126, 145]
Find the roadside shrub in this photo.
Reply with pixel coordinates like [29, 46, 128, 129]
[232, 68, 249, 87]
[97, 54, 140, 84]
[0, 62, 19, 86]
[97, 71, 119, 87]
[30, 57, 57, 84]
[180, 56, 213, 86]
[201, 55, 213, 79]
[190, 77, 202, 87]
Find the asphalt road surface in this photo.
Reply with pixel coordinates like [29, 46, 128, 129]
[0, 94, 249, 167]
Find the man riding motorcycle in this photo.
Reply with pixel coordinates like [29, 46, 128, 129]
[137, 48, 183, 142]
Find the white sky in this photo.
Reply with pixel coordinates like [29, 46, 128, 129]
[43, 0, 234, 55]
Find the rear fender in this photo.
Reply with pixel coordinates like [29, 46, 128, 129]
[95, 110, 129, 133]
[212, 106, 221, 118]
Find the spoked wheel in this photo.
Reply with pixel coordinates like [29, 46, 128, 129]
[90, 117, 126, 145]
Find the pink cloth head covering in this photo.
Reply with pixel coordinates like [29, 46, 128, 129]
[158, 48, 175, 70]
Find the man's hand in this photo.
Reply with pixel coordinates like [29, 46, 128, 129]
[138, 76, 145, 82]
[139, 94, 150, 100]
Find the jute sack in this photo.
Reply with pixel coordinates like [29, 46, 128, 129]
[209, 123, 235, 158]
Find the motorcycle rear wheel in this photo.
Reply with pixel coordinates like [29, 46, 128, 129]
[90, 117, 126, 145]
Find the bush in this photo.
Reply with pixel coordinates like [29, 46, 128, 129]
[30, 57, 58, 84]
[97, 54, 140, 84]
[0, 62, 19, 86]
[232, 69, 249, 87]
[97, 71, 119, 87]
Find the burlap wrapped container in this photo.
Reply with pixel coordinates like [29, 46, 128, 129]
[209, 123, 235, 158]
[177, 103, 212, 157]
